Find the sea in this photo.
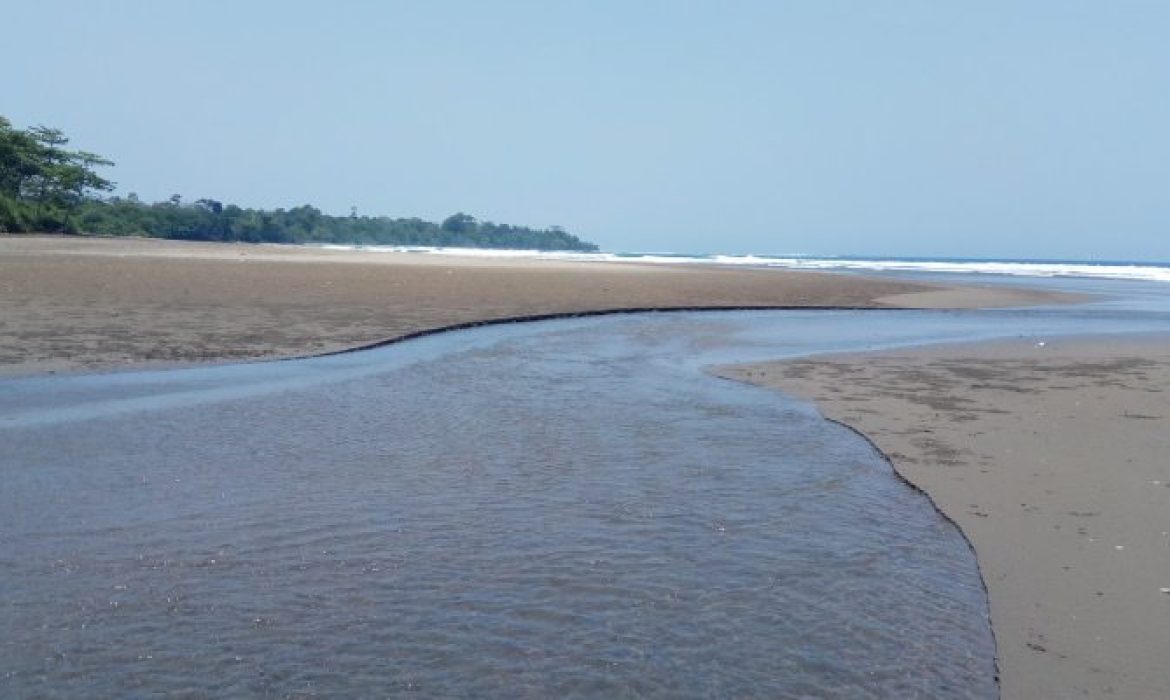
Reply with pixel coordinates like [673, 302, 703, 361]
[316, 244, 1170, 284]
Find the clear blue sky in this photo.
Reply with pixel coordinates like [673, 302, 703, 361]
[9, 1, 1169, 260]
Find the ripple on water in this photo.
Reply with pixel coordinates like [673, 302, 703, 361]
[2, 315, 997, 698]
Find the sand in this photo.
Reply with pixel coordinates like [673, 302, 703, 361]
[720, 337, 1170, 699]
[0, 235, 1062, 376]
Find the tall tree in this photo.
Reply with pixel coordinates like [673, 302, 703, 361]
[1, 116, 114, 231]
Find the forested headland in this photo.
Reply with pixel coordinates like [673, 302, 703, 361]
[0, 116, 598, 251]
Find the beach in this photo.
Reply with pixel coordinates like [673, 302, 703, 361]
[0, 235, 1060, 377]
[3, 235, 1164, 697]
[720, 338, 1170, 699]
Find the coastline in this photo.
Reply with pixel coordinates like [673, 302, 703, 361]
[0, 235, 1065, 377]
[718, 337, 1170, 699]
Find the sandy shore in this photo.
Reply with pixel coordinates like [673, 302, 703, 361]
[720, 337, 1170, 699]
[0, 235, 1062, 377]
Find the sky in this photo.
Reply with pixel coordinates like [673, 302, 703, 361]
[8, 1, 1170, 260]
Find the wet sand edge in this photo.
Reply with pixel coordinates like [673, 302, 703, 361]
[716, 336, 1170, 699]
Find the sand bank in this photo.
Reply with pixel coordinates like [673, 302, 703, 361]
[0, 235, 1063, 376]
[719, 336, 1170, 699]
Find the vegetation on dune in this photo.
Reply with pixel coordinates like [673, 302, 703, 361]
[0, 116, 598, 251]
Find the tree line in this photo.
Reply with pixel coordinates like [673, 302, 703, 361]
[1, 116, 598, 251]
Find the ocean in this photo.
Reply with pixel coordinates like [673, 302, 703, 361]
[315, 244, 1170, 283]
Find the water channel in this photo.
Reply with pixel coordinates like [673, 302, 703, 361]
[3, 275, 1169, 697]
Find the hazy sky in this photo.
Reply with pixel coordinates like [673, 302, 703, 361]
[9, 1, 1169, 259]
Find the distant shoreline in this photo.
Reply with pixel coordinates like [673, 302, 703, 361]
[293, 241, 1170, 283]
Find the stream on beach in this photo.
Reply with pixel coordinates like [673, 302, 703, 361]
[3, 277, 1170, 698]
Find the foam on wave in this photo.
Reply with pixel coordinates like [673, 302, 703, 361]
[313, 245, 1170, 283]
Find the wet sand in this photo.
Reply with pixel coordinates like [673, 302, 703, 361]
[720, 337, 1170, 699]
[0, 235, 1061, 376]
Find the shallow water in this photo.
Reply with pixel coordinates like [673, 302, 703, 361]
[4, 279, 1170, 698]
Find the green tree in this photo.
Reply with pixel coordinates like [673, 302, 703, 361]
[3, 113, 599, 250]
[441, 212, 477, 235]
[0, 116, 114, 232]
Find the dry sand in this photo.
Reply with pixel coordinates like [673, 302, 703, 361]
[0, 235, 1061, 376]
[720, 337, 1170, 699]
